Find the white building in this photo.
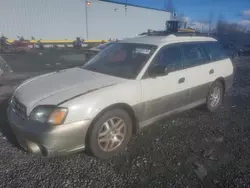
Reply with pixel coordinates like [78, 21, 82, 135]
[0, 0, 171, 40]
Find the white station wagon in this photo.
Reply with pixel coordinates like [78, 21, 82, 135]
[8, 34, 234, 158]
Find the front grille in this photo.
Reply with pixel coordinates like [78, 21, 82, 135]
[12, 97, 27, 119]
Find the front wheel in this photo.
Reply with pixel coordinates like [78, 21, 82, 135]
[86, 109, 133, 159]
[206, 81, 224, 112]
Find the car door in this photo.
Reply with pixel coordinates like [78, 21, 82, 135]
[201, 41, 230, 80]
[140, 43, 189, 122]
[181, 42, 213, 104]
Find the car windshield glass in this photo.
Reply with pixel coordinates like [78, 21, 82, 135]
[82, 43, 157, 79]
[97, 42, 114, 50]
[0, 56, 12, 73]
[0, 56, 8, 69]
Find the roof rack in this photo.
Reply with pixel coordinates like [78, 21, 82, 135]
[139, 29, 168, 36]
[139, 29, 211, 37]
[138, 20, 213, 38]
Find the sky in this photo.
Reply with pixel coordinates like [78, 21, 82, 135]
[106, 0, 250, 28]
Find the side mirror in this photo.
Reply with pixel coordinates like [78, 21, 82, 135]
[148, 64, 168, 77]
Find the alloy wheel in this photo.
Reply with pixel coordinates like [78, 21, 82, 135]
[97, 117, 126, 152]
[209, 86, 221, 108]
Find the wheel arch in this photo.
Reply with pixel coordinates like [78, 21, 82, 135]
[87, 103, 139, 137]
[214, 77, 226, 93]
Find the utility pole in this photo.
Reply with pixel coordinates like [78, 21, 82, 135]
[85, 0, 90, 39]
[125, 0, 127, 15]
[167, 0, 173, 13]
[165, 0, 175, 19]
[170, 7, 177, 21]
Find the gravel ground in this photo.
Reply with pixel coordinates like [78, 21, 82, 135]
[0, 55, 250, 188]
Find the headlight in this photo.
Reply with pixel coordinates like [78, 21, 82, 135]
[29, 105, 68, 125]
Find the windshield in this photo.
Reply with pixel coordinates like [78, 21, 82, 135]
[96, 42, 114, 50]
[0, 56, 11, 72]
[0, 56, 6, 69]
[83, 43, 157, 79]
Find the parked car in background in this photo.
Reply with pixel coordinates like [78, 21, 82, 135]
[8, 34, 233, 159]
[221, 41, 243, 60]
[220, 33, 250, 60]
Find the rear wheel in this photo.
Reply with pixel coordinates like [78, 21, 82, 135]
[206, 81, 224, 112]
[86, 109, 133, 159]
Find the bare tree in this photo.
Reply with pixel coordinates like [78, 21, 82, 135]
[208, 12, 214, 35]
[216, 15, 247, 35]
[216, 13, 227, 36]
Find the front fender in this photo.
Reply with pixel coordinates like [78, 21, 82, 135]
[61, 81, 142, 124]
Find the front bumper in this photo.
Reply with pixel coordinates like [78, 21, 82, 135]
[7, 107, 91, 157]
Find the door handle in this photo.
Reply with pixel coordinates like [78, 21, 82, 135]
[209, 69, 214, 74]
[178, 77, 185, 84]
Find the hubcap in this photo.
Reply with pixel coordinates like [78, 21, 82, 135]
[98, 117, 126, 152]
[209, 86, 221, 107]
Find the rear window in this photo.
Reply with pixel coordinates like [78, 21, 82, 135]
[201, 42, 229, 61]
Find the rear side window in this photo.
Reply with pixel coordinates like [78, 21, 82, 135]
[182, 43, 207, 68]
[201, 42, 228, 61]
[154, 44, 183, 71]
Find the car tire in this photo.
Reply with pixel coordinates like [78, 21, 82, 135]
[86, 108, 133, 159]
[206, 81, 224, 112]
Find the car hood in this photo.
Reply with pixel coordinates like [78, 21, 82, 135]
[14, 67, 126, 113]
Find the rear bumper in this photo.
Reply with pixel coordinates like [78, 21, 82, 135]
[7, 107, 91, 157]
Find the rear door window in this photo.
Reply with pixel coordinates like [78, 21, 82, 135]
[182, 43, 208, 68]
[201, 42, 229, 61]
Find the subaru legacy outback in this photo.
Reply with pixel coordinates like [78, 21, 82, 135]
[8, 34, 234, 158]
